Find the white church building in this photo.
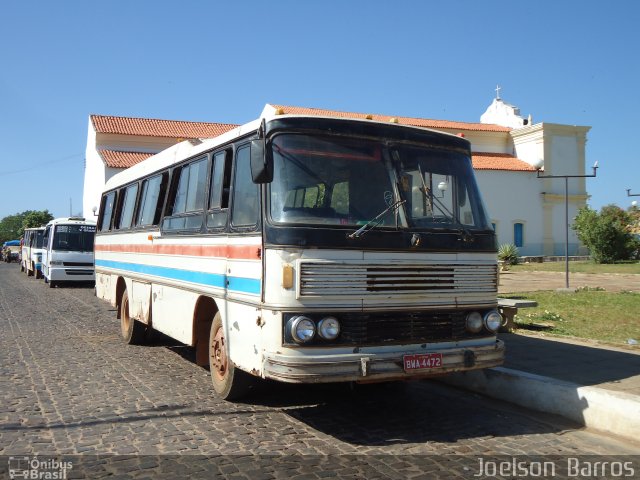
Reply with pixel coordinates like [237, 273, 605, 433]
[83, 97, 592, 256]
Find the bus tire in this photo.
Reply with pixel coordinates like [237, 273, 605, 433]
[209, 312, 252, 401]
[28, 263, 34, 277]
[120, 290, 146, 345]
[49, 280, 56, 288]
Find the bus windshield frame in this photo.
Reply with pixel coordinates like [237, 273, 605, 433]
[267, 133, 492, 233]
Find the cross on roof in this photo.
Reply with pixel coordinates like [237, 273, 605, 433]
[495, 85, 502, 100]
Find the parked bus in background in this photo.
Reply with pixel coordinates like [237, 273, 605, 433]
[41, 217, 96, 288]
[21, 227, 46, 278]
[95, 112, 503, 400]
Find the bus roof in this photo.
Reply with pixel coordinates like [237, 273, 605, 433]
[46, 217, 96, 226]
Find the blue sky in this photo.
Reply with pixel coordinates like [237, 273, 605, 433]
[1, 0, 639, 220]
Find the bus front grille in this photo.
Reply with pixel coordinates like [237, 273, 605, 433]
[65, 269, 94, 275]
[339, 311, 470, 344]
[298, 261, 497, 298]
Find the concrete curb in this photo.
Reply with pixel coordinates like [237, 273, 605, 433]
[440, 367, 640, 442]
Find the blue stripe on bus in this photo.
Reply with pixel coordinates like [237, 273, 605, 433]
[95, 259, 261, 295]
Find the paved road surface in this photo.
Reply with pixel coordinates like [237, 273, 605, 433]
[0, 263, 637, 478]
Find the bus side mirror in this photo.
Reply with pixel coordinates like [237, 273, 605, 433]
[250, 139, 273, 184]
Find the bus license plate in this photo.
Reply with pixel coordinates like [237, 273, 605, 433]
[403, 353, 443, 372]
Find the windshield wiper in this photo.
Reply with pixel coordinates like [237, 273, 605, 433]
[347, 200, 406, 239]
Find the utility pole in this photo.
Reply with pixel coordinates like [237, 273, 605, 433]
[536, 163, 598, 290]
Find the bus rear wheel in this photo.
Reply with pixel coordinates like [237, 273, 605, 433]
[120, 290, 146, 344]
[209, 312, 252, 401]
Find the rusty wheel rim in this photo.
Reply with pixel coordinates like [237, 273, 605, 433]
[211, 326, 227, 381]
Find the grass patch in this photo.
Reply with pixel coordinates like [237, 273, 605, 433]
[502, 290, 640, 345]
[511, 260, 640, 275]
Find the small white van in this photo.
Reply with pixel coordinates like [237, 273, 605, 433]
[21, 227, 46, 279]
[41, 217, 96, 287]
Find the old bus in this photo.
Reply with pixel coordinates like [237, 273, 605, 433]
[95, 113, 503, 400]
[41, 217, 96, 287]
[21, 226, 46, 278]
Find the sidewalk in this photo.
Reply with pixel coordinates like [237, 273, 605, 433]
[442, 269, 640, 443]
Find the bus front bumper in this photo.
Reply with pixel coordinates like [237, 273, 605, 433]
[263, 340, 504, 384]
[49, 267, 95, 282]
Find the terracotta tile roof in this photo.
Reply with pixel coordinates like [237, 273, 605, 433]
[100, 150, 153, 168]
[269, 104, 512, 133]
[91, 114, 238, 138]
[471, 152, 537, 171]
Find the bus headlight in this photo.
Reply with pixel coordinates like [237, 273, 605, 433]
[317, 316, 340, 340]
[465, 312, 483, 333]
[483, 310, 502, 332]
[288, 315, 316, 344]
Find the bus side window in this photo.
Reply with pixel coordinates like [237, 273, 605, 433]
[207, 150, 232, 229]
[136, 172, 168, 227]
[43, 225, 50, 247]
[162, 156, 208, 232]
[116, 183, 139, 230]
[230, 144, 259, 229]
[98, 191, 117, 232]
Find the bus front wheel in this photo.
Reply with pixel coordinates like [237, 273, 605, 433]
[209, 312, 252, 401]
[120, 290, 146, 345]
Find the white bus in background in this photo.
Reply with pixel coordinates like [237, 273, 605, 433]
[41, 217, 97, 288]
[95, 112, 503, 401]
[21, 226, 46, 279]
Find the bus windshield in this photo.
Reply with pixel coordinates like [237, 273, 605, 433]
[268, 134, 491, 231]
[53, 225, 96, 252]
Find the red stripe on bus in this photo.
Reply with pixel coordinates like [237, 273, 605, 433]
[94, 244, 261, 259]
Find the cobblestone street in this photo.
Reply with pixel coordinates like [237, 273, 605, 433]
[0, 263, 637, 477]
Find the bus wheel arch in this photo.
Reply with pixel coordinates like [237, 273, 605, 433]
[193, 296, 218, 367]
[115, 277, 127, 319]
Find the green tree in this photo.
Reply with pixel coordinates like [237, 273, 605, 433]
[572, 205, 640, 263]
[22, 210, 53, 232]
[0, 214, 25, 244]
[0, 210, 54, 244]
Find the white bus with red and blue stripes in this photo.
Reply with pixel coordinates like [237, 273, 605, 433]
[95, 111, 503, 400]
